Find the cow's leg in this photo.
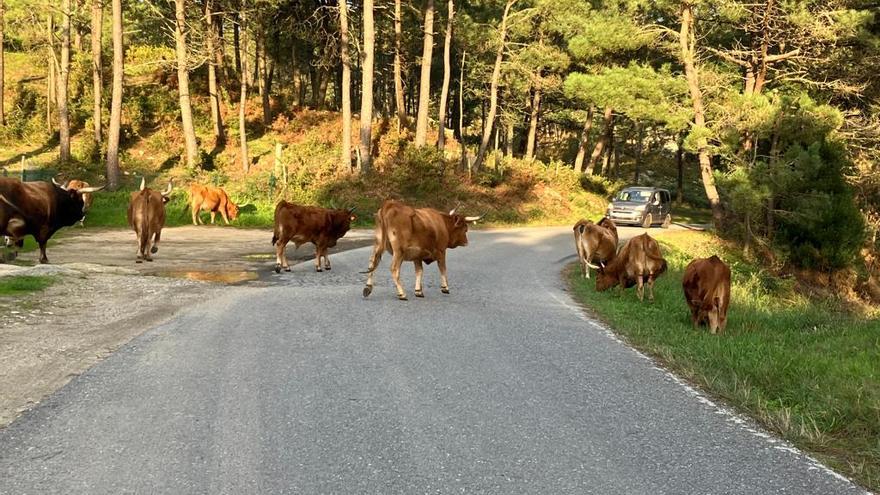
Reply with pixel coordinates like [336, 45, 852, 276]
[438, 253, 450, 294]
[647, 275, 655, 302]
[275, 237, 291, 273]
[314, 247, 323, 272]
[38, 241, 49, 264]
[151, 229, 161, 255]
[210, 211, 216, 225]
[636, 275, 645, 302]
[220, 198, 230, 225]
[191, 202, 200, 225]
[414, 260, 424, 297]
[390, 253, 407, 300]
[322, 248, 332, 270]
[363, 238, 385, 298]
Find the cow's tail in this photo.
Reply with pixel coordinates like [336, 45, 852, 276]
[139, 194, 152, 253]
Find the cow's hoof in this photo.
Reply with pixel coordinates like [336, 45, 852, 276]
[414, 290, 424, 298]
[398, 294, 408, 301]
[316, 267, 323, 272]
[325, 266, 331, 271]
[150, 246, 158, 254]
[274, 264, 281, 274]
[136, 259, 143, 264]
[284, 266, 291, 272]
[363, 285, 373, 298]
[441, 287, 450, 294]
[145, 257, 153, 262]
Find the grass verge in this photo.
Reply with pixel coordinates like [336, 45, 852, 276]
[0, 276, 55, 296]
[568, 230, 880, 491]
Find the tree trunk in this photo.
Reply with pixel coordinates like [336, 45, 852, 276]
[339, 0, 352, 172]
[90, 0, 102, 145]
[58, 0, 71, 163]
[472, 0, 514, 173]
[233, 12, 241, 74]
[588, 106, 613, 174]
[573, 107, 594, 172]
[238, 2, 249, 172]
[174, 0, 199, 169]
[260, 34, 271, 125]
[414, 0, 434, 146]
[525, 87, 541, 160]
[393, 0, 406, 130]
[291, 43, 301, 107]
[505, 118, 513, 156]
[358, 0, 374, 171]
[205, 0, 225, 147]
[105, 0, 122, 190]
[459, 49, 467, 172]
[675, 133, 684, 203]
[633, 122, 643, 182]
[317, 68, 329, 110]
[680, 2, 723, 229]
[436, 0, 454, 149]
[0, 0, 5, 126]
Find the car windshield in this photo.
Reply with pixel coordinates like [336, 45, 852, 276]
[616, 190, 653, 202]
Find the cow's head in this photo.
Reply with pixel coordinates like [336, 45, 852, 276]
[227, 201, 240, 221]
[446, 207, 482, 248]
[52, 178, 104, 219]
[594, 262, 618, 292]
[160, 182, 173, 204]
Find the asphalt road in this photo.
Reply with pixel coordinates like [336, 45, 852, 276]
[0, 227, 866, 494]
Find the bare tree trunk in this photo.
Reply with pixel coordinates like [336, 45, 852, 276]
[680, 2, 723, 229]
[436, 0, 454, 149]
[588, 106, 613, 174]
[339, 0, 352, 172]
[238, 2, 249, 172]
[472, 0, 514, 173]
[317, 68, 329, 110]
[358, 0, 374, 171]
[505, 117, 513, 156]
[174, 0, 199, 168]
[573, 107, 594, 172]
[393, 0, 406, 130]
[90, 0, 102, 145]
[105, 0, 122, 190]
[0, 0, 5, 126]
[256, 30, 270, 125]
[291, 43, 301, 107]
[233, 12, 241, 74]
[205, 0, 224, 147]
[633, 122, 643, 182]
[525, 86, 541, 159]
[676, 133, 684, 203]
[459, 49, 467, 172]
[414, 0, 434, 146]
[58, 0, 71, 162]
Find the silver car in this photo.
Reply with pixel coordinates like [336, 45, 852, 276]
[606, 187, 672, 228]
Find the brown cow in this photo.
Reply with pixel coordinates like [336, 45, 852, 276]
[127, 178, 173, 263]
[682, 256, 731, 334]
[271, 201, 356, 274]
[595, 233, 667, 302]
[573, 217, 619, 279]
[0, 178, 103, 263]
[363, 200, 481, 300]
[189, 184, 240, 225]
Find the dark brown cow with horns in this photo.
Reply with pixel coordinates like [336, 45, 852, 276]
[595, 233, 667, 302]
[573, 217, 618, 279]
[363, 199, 482, 300]
[682, 256, 731, 334]
[127, 178, 173, 263]
[0, 177, 103, 263]
[271, 201, 357, 273]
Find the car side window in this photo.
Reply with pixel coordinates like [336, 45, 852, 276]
[661, 191, 670, 203]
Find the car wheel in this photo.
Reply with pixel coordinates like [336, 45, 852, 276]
[642, 213, 653, 229]
[661, 214, 672, 228]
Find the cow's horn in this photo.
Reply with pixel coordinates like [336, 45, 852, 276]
[348, 206, 356, 213]
[464, 215, 483, 222]
[237, 201, 250, 207]
[161, 181, 174, 196]
[586, 261, 601, 269]
[52, 177, 69, 190]
[139, 177, 146, 191]
[77, 185, 105, 193]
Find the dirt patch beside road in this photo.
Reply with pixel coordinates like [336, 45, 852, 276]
[0, 226, 375, 428]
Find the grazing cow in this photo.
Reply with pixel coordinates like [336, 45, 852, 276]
[573, 217, 619, 279]
[0, 178, 103, 263]
[682, 256, 731, 334]
[189, 184, 241, 225]
[271, 201, 356, 273]
[127, 179, 173, 263]
[363, 199, 481, 300]
[595, 233, 667, 301]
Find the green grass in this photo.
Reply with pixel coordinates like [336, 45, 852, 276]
[673, 204, 713, 226]
[0, 275, 55, 296]
[569, 230, 880, 491]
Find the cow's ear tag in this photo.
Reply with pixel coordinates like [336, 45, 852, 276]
[350, 215, 357, 222]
